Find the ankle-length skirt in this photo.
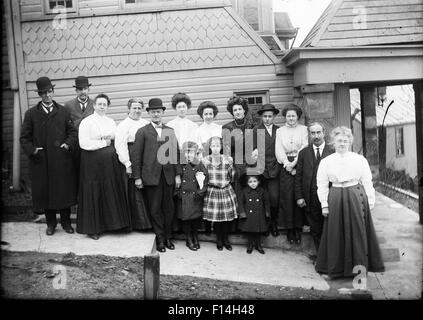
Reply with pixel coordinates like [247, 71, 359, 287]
[76, 145, 131, 235]
[315, 184, 385, 278]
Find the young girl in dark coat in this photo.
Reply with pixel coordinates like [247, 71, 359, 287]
[175, 141, 208, 251]
[238, 173, 271, 254]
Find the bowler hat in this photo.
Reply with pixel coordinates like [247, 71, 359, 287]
[35, 77, 55, 92]
[73, 76, 91, 88]
[146, 98, 166, 111]
[257, 103, 279, 115]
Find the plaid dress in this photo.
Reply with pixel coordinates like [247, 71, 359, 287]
[203, 155, 238, 222]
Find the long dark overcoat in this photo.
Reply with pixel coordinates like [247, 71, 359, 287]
[20, 101, 78, 211]
[238, 186, 270, 232]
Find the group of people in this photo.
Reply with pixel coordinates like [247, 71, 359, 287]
[20, 75, 385, 279]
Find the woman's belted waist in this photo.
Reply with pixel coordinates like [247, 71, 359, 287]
[331, 180, 359, 188]
[286, 152, 297, 157]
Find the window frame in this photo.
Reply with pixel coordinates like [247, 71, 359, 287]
[235, 91, 269, 123]
[44, 0, 77, 14]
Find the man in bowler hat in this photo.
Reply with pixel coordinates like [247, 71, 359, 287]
[295, 122, 334, 251]
[252, 104, 281, 237]
[64, 76, 95, 181]
[64, 76, 94, 129]
[132, 98, 182, 252]
[20, 76, 78, 235]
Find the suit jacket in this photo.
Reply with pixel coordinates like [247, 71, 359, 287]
[64, 97, 94, 129]
[132, 123, 181, 186]
[294, 143, 334, 204]
[253, 123, 280, 179]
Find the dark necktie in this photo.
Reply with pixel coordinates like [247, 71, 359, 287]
[316, 147, 321, 162]
[80, 102, 86, 113]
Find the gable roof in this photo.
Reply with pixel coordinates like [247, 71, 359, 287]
[301, 0, 423, 47]
[351, 85, 415, 127]
[22, 6, 279, 81]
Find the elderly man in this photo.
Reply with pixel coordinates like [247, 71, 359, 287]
[132, 98, 181, 252]
[294, 122, 333, 251]
[20, 76, 78, 235]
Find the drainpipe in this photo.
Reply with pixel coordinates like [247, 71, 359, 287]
[5, 0, 22, 191]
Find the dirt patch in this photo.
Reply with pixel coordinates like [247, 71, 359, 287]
[1, 251, 365, 300]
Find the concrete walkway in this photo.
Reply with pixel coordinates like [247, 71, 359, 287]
[1, 192, 422, 299]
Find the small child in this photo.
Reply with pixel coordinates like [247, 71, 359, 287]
[238, 174, 270, 254]
[175, 141, 208, 251]
[202, 136, 238, 251]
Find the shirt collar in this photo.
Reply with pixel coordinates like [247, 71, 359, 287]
[313, 142, 325, 150]
[77, 97, 88, 104]
[42, 102, 53, 109]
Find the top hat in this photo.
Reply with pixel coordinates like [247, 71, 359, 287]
[257, 103, 280, 115]
[146, 98, 166, 111]
[73, 76, 92, 88]
[35, 77, 55, 93]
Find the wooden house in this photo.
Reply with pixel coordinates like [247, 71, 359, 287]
[2, 0, 296, 187]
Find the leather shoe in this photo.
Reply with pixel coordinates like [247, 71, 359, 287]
[63, 225, 74, 234]
[186, 239, 197, 251]
[287, 230, 295, 244]
[156, 242, 166, 252]
[224, 243, 232, 251]
[192, 236, 200, 249]
[272, 230, 280, 237]
[165, 240, 175, 250]
[46, 226, 55, 236]
[295, 229, 302, 244]
[88, 234, 100, 240]
[256, 244, 265, 254]
[246, 242, 253, 254]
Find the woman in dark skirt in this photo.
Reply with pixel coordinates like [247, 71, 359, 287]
[222, 96, 258, 231]
[275, 104, 308, 244]
[77, 93, 131, 240]
[115, 98, 152, 230]
[315, 126, 385, 278]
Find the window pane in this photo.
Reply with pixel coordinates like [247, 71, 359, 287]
[125, 0, 136, 3]
[256, 97, 262, 104]
[49, 1, 56, 9]
[66, 0, 73, 8]
[243, 0, 259, 31]
[248, 97, 255, 104]
[58, 1, 64, 6]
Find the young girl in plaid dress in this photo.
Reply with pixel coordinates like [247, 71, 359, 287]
[203, 136, 238, 251]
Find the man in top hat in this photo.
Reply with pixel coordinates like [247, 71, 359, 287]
[132, 98, 182, 252]
[251, 103, 281, 237]
[295, 122, 333, 251]
[20, 76, 78, 235]
[64, 76, 95, 180]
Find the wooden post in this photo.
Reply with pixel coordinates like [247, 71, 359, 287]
[360, 86, 380, 180]
[413, 81, 423, 223]
[143, 253, 160, 300]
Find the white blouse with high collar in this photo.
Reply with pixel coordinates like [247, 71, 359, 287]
[79, 112, 116, 151]
[196, 122, 222, 147]
[316, 151, 376, 209]
[166, 116, 199, 148]
[115, 116, 149, 168]
[275, 124, 308, 167]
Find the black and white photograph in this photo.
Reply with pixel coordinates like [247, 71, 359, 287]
[1, 0, 422, 308]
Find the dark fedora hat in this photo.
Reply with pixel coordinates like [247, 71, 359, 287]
[73, 76, 91, 88]
[257, 103, 280, 115]
[35, 76, 55, 92]
[146, 98, 166, 111]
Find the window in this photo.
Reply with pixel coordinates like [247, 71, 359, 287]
[45, 0, 76, 14]
[235, 91, 268, 124]
[243, 0, 259, 31]
[395, 127, 404, 157]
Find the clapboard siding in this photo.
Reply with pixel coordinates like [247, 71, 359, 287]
[302, 0, 423, 47]
[25, 65, 294, 126]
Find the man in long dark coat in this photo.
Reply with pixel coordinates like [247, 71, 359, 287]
[252, 104, 281, 236]
[20, 76, 78, 235]
[132, 98, 181, 252]
[64, 76, 94, 180]
[295, 122, 334, 250]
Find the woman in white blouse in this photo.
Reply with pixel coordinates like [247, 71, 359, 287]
[315, 126, 384, 278]
[76, 94, 131, 240]
[166, 92, 199, 149]
[115, 98, 152, 231]
[275, 104, 308, 244]
[196, 101, 222, 157]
